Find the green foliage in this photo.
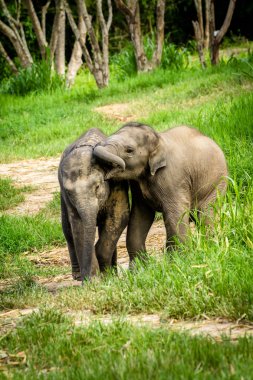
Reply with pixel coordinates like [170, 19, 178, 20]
[161, 42, 189, 69]
[0, 60, 64, 96]
[0, 178, 31, 211]
[110, 43, 137, 80]
[1, 311, 253, 379]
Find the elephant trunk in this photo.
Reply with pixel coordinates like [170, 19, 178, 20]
[93, 145, 126, 170]
[76, 208, 98, 282]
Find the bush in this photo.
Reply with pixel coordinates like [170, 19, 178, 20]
[0, 60, 65, 96]
[110, 43, 137, 80]
[161, 41, 189, 70]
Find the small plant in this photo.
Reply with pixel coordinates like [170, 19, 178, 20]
[110, 43, 137, 80]
[161, 42, 189, 70]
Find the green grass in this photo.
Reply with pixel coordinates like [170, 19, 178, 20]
[0, 214, 64, 279]
[0, 178, 32, 211]
[1, 310, 253, 380]
[0, 57, 252, 163]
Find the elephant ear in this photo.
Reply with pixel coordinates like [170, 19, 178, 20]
[149, 142, 167, 176]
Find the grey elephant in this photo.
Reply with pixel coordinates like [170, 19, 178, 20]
[93, 122, 227, 261]
[58, 128, 129, 282]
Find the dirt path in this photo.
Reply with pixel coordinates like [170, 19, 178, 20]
[0, 157, 60, 215]
[1, 308, 253, 341]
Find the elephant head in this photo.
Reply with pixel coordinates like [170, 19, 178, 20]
[93, 122, 167, 179]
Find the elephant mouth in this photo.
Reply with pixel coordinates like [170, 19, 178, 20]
[93, 144, 126, 170]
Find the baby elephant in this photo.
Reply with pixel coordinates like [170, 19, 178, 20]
[94, 123, 228, 261]
[58, 128, 129, 282]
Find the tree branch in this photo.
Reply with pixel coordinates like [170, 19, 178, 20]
[0, 41, 18, 74]
[64, 0, 93, 72]
[23, 0, 48, 59]
[114, 0, 135, 20]
[107, 0, 113, 30]
[215, 0, 236, 44]
[42, 0, 51, 39]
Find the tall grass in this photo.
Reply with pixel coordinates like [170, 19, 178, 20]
[0, 60, 64, 96]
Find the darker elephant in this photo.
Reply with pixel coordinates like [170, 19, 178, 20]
[58, 128, 129, 282]
[93, 122, 227, 261]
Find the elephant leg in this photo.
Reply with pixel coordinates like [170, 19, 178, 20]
[111, 249, 117, 268]
[163, 201, 191, 250]
[96, 184, 129, 273]
[126, 182, 155, 263]
[96, 225, 120, 272]
[60, 194, 80, 279]
[197, 193, 216, 231]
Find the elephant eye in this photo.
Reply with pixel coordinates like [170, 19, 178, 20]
[125, 146, 134, 154]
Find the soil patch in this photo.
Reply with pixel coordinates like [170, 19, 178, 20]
[0, 157, 60, 215]
[94, 103, 138, 122]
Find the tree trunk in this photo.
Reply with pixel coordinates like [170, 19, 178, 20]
[0, 0, 33, 68]
[115, 0, 166, 72]
[55, 0, 66, 76]
[0, 41, 18, 74]
[204, 0, 210, 49]
[66, 16, 86, 87]
[192, 20, 206, 68]
[23, 0, 48, 59]
[66, 0, 112, 88]
[192, 0, 206, 68]
[209, 0, 237, 65]
[0, 20, 33, 68]
[151, 0, 165, 67]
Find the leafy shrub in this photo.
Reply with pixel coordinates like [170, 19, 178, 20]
[161, 41, 189, 70]
[0, 60, 64, 96]
[110, 43, 137, 80]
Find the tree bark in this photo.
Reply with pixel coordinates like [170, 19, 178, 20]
[192, 0, 206, 68]
[192, 20, 206, 68]
[55, 0, 66, 75]
[0, 41, 18, 74]
[42, 0, 51, 39]
[151, 0, 165, 67]
[66, 16, 86, 87]
[23, 0, 48, 59]
[0, 20, 33, 67]
[68, 0, 113, 88]
[209, 0, 237, 65]
[115, 0, 166, 72]
[0, 0, 33, 67]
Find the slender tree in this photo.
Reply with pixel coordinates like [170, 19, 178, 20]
[66, 15, 86, 87]
[114, 0, 165, 72]
[209, 0, 237, 65]
[193, 0, 237, 67]
[65, 0, 112, 88]
[0, 0, 33, 68]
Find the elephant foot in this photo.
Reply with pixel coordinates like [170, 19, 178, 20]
[72, 271, 82, 281]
